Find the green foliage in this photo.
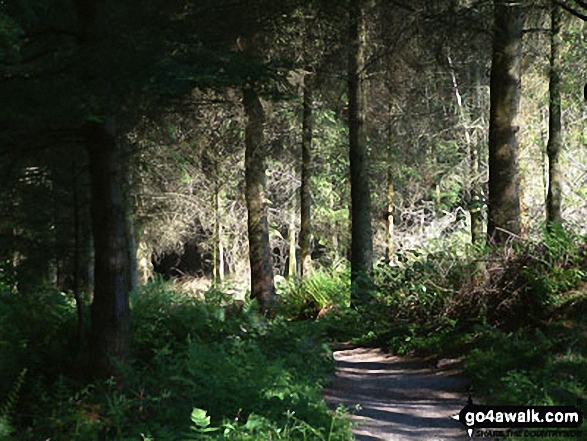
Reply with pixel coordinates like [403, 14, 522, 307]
[0, 11, 22, 63]
[0, 283, 78, 395]
[525, 225, 587, 304]
[187, 406, 351, 440]
[377, 250, 464, 311]
[276, 264, 350, 319]
[341, 228, 587, 428]
[2, 280, 353, 440]
[0, 367, 26, 441]
[462, 321, 587, 421]
[0, 368, 27, 416]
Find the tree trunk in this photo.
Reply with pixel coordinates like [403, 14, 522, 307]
[487, 0, 522, 245]
[288, 212, 297, 278]
[243, 85, 276, 315]
[386, 105, 394, 263]
[447, 55, 482, 245]
[348, 0, 373, 296]
[300, 75, 313, 278]
[85, 121, 133, 378]
[213, 181, 224, 284]
[386, 151, 394, 263]
[471, 67, 484, 246]
[546, 3, 564, 229]
[72, 153, 85, 351]
[75, 0, 134, 378]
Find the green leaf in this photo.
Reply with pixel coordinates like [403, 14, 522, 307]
[190, 408, 217, 432]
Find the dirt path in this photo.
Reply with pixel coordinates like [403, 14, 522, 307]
[324, 347, 471, 440]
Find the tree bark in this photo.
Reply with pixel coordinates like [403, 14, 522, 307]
[487, 0, 522, 245]
[348, 0, 373, 296]
[72, 153, 85, 351]
[85, 120, 133, 378]
[288, 212, 297, 278]
[385, 105, 394, 263]
[75, 0, 134, 378]
[386, 150, 394, 263]
[243, 85, 276, 315]
[213, 180, 224, 284]
[299, 75, 313, 278]
[471, 67, 485, 246]
[447, 55, 482, 245]
[546, 3, 564, 229]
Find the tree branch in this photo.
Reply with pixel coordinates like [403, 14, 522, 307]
[553, 0, 587, 21]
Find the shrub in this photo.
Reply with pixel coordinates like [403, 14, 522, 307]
[276, 264, 350, 319]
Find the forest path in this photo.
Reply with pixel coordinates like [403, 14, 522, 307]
[323, 347, 471, 441]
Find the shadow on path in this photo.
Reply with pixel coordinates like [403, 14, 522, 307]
[324, 348, 472, 440]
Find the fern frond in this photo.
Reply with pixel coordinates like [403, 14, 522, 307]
[0, 368, 27, 417]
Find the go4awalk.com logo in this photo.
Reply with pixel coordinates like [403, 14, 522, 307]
[452, 399, 584, 438]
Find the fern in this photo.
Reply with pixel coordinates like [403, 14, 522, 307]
[0, 367, 27, 440]
[0, 367, 26, 417]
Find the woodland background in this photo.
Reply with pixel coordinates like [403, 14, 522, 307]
[0, 0, 586, 439]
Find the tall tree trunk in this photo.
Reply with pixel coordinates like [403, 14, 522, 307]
[447, 55, 482, 245]
[287, 211, 297, 278]
[386, 149, 394, 263]
[348, 0, 373, 296]
[470, 144, 482, 245]
[546, 3, 564, 229]
[471, 67, 485, 245]
[299, 75, 313, 278]
[385, 105, 394, 263]
[243, 85, 276, 315]
[85, 121, 133, 378]
[487, 0, 522, 245]
[214, 181, 224, 284]
[76, 0, 134, 378]
[72, 153, 85, 351]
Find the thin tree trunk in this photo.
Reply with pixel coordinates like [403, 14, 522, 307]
[385, 105, 394, 263]
[288, 212, 297, 278]
[128, 214, 138, 294]
[243, 85, 276, 315]
[348, 0, 373, 296]
[470, 67, 484, 245]
[72, 154, 85, 351]
[214, 181, 224, 284]
[546, 3, 564, 228]
[487, 0, 522, 245]
[300, 75, 313, 277]
[447, 55, 482, 245]
[386, 151, 394, 263]
[86, 121, 133, 378]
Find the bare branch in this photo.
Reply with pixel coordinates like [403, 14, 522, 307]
[553, 0, 587, 21]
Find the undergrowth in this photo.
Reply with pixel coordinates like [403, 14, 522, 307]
[352, 227, 587, 438]
[2, 227, 586, 440]
[0, 278, 352, 440]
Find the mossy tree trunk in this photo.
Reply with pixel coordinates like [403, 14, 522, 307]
[546, 3, 564, 229]
[300, 74, 313, 278]
[348, 0, 373, 299]
[487, 0, 522, 245]
[243, 85, 276, 315]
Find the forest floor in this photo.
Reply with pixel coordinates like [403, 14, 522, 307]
[324, 347, 472, 440]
